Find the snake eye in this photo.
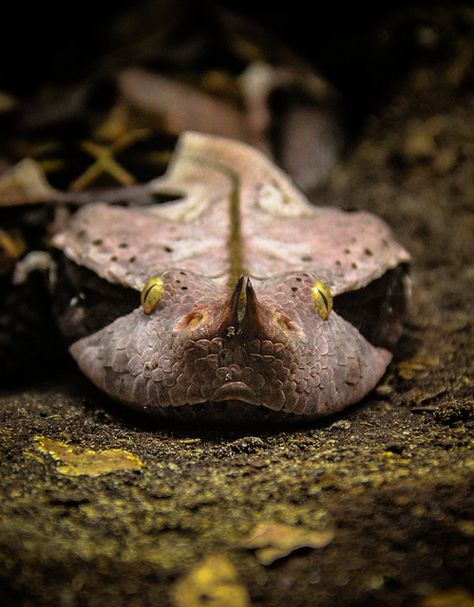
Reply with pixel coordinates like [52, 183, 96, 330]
[311, 280, 333, 320]
[141, 277, 164, 314]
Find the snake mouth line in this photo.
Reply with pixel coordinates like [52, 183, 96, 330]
[210, 382, 259, 405]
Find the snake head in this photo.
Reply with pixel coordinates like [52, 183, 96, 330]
[69, 268, 400, 422]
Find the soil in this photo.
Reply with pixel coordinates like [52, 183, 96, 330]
[0, 4, 473, 607]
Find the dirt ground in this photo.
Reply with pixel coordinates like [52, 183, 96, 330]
[0, 5, 473, 607]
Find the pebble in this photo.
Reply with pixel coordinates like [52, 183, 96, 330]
[329, 420, 352, 431]
[230, 436, 266, 453]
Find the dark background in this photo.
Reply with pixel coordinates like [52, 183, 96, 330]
[0, 1, 442, 101]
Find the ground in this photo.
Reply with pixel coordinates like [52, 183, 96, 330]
[0, 5, 473, 607]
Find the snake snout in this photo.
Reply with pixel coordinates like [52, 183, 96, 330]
[215, 276, 269, 340]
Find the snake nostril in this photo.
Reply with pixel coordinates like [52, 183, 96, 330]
[176, 309, 208, 331]
[186, 312, 204, 328]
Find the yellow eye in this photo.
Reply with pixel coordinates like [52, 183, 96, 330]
[311, 280, 333, 320]
[141, 277, 165, 314]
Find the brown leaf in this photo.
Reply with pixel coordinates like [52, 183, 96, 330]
[240, 521, 334, 565]
[118, 68, 246, 140]
[0, 158, 60, 206]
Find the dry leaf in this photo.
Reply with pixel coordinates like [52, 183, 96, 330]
[172, 554, 250, 607]
[118, 68, 245, 140]
[0, 158, 60, 206]
[34, 436, 144, 477]
[240, 521, 334, 565]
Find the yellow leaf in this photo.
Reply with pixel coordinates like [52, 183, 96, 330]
[172, 555, 250, 607]
[34, 436, 144, 477]
[419, 588, 474, 607]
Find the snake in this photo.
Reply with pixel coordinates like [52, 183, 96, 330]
[51, 131, 410, 423]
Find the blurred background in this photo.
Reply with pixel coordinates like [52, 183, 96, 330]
[0, 0, 460, 128]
